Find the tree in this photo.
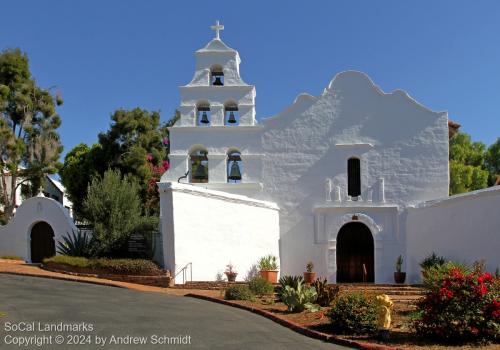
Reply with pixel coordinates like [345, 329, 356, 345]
[60, 109, 179, 219]
[83, 169, 142, 256]
[0, 48, 63, 221]
[449, 133, 489, 195]
[485, 137, 500, 185]
[59, 143, 104, 219]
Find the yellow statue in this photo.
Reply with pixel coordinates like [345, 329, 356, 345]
[376, 294, 393, 330]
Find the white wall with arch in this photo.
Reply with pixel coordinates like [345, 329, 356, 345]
[0, 196, 76, 262]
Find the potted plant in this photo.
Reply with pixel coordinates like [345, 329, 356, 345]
[225, 263, 237, 282]
[394, 255, 406, 284]
[258, 255, 279, 283]
[303, 261, 316, 283]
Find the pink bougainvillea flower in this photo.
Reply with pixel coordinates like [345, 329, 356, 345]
[146, 153, 154, 161]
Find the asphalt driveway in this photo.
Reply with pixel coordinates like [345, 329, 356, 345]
[0, 274, 350, 350]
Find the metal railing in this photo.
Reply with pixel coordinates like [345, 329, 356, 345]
[174, 262, 192, 284]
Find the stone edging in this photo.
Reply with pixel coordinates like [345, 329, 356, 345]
[41, 265, 171, 287]
[185, 294, 404, 350]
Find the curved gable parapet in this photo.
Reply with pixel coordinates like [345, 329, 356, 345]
[8, 197, 76, 229]
[323, 70, 447, 116]
[263, 70, 447, 126]
[262, 93, 318, 126]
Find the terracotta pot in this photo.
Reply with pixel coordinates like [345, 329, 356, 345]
[394, 272, 406, 284]
[225, 272, 237, 282]
[303, 272, 316, 284]
[259, 270, 278, 283]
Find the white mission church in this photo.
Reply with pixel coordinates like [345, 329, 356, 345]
[159, 21, 500, 284]
[1, 22, 498, 285]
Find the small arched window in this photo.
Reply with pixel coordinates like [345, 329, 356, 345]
[227, 150, 242, 183]
[347, 157, 361, 198]
[224, 101, 239, 126]
[196, 101, 211, 126]
[190, 147, 209, 183]
[210, 65, 224, 86]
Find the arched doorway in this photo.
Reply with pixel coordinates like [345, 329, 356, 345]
[336, 222, 374, 283]
[30, 222, 55, 263]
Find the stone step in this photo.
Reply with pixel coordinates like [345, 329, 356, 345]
[173, 281, 426, 296]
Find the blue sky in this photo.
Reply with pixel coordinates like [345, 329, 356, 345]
[2, 0, 499, 158]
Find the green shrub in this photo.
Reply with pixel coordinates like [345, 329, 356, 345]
[281, 279, 318, 312]
[420, 252, 447, 272]
[422, 261, 469, 290]
[258, 255, 278, 270]
[57, 230, 93, 257]
[0, 255, 23, 260]
[43, 256, 161, 275]
[43, 255, 90, 268]
[312, 278, 339, 307]
[83, 169, 142, 256]
[328, 292, 378, 335]
[224, 285, 254, 301]
[414, 263, 500, 343]
[88, 258, 161, 275]
[248, 277, 274, 296]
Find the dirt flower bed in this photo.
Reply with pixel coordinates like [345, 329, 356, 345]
[207, 291, 499, 350]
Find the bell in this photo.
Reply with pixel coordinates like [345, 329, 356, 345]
[200, 111, 209, 124]
[227, 111, 237, 124]
[213, 76, 223, 86]
[228, 161, 242, 181]
[193, 163, 207, 180]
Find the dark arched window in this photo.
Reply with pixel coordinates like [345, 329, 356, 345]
[347, 158, 361, 198]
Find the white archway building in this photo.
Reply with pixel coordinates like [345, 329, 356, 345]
[159, 22, 500, 284]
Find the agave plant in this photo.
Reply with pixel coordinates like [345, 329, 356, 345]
[57, 230, 93, 257]
[279, 275, 303, 290]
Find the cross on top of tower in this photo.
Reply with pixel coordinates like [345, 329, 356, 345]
[211, 20, 224, 40]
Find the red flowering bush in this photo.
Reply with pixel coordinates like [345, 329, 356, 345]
[414, 262, 500, 343]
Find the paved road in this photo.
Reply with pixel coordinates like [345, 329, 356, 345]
[0, 275, 350, 350]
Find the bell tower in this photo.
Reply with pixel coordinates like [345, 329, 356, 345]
[163, 21, 263, 196]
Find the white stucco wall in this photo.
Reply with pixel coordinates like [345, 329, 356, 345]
[258, 71, 449, 282]
[406, 186, 500, 283]
[162, 28, 458, 284]
[0, 196, 76, 262]
[159, 183, 279, 283]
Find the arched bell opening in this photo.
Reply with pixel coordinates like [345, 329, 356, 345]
[224, 101, 239, 126]
[336, 222, 374, 283]
[196, 101, 211, 126]
[210, 64, 224, 86]
[189, 147, 209, 183]
[227, 149, 242, 183]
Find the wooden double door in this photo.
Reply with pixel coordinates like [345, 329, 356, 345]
[336, 222, 374, 283]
